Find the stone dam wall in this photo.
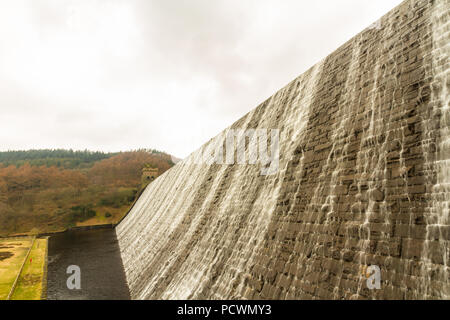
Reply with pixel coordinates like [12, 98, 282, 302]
[117, 0, 449, 299]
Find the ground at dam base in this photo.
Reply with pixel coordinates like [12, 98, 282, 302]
[46, 228, 130, 300]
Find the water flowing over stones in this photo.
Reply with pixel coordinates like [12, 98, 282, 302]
[117, 0, 449, 300]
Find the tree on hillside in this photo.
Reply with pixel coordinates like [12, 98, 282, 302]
[0, 149, 175, 235]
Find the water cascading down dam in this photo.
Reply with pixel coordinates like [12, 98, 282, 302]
[117, 0, 449, 299]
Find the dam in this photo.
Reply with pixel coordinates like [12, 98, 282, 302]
[116, 0, 449, 299]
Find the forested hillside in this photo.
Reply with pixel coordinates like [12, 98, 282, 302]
[0, 149, 174, 236]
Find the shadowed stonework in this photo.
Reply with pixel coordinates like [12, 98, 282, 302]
[117, 0, 449, 300]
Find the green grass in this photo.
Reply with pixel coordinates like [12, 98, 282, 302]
[0, 238, 32, 300]
[11, 239, 47, 300]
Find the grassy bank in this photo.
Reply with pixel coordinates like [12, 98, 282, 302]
[0, 238, 33, 299]
[11, 238, 47, 300]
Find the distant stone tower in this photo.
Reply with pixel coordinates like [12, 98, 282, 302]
[141, 166, 158, 184]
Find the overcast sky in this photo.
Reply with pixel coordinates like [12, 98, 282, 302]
[0, 0, 403, 158]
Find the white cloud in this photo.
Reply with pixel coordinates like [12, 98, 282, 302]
[0, 0, 403, 157]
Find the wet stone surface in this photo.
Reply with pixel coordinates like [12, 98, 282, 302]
[47, 228, 130, 300]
